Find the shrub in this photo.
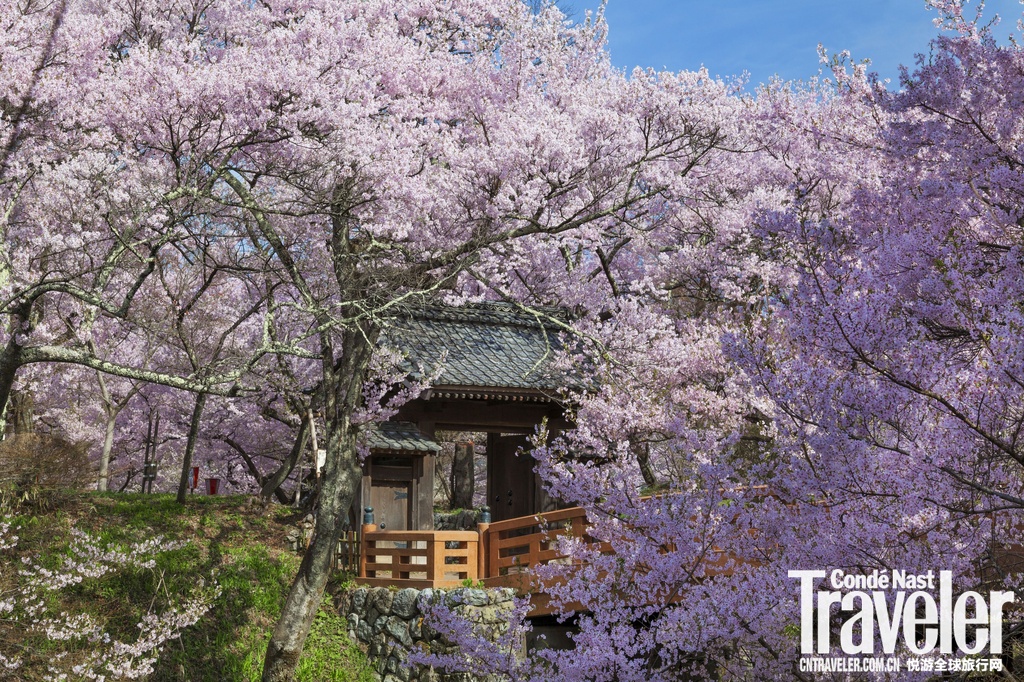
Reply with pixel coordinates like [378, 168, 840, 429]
[0, 435, 94, 512]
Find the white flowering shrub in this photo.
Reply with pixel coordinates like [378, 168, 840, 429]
[0, 521, 219, 680]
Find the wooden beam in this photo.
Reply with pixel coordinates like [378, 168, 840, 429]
[394, 398, 570, 433]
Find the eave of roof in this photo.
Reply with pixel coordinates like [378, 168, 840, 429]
[423, 386, 561, 403]
[366, 421, 440, 454]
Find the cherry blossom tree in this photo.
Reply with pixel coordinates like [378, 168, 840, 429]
[465, 3, 1024, 680]
[0, 0, 285, 433]
[126, 2, 743, 678]
[4, 0, 739, 678]
[11, 0, 1024, 680]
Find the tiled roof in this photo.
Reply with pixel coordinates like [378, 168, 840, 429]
[385, 303, 568, 393]
[366, 421, 440, 453]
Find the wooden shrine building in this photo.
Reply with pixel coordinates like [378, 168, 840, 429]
[355, 303, 572, 532]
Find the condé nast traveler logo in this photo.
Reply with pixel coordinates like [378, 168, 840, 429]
[789, 569, 1015, 673]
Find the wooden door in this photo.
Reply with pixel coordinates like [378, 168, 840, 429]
[371, 481, 410, 531]
[487, 433, 535, 523]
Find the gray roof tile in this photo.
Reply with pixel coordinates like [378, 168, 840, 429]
[385, 303, 568, 391]
[366, 421, 440, 453]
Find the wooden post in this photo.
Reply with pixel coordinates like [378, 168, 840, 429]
[359, 523, 377, 579]
[293, 454, 304, 509]
[308, 408, 320, 484]
[429, 535, 446, 587]
[490, 528, 502, 581]
[477, 522, 490, 580]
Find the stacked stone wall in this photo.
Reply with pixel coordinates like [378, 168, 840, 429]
[432, 510, 481, 531]
[338, 586, 518, 682]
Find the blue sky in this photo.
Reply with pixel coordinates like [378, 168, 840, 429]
[567, 1, 1022, 88]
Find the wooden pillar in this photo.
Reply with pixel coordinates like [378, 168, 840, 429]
[419, 420, 437, 531]
[357, 464, 372, 531]
[359, 523, 377, 578]
[477, 521, 490, 580]
[415, 455, 435, 530]
[429, 535, 446, 587]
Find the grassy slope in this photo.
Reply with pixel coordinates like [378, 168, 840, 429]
[0, 492, 373, 682]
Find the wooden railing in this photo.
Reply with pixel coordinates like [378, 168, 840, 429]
[483, 507, 599, 580]
[356, 507, 605, 590]
[359, 527, 482, 589]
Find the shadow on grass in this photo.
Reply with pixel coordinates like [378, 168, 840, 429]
[17, 492, 374, 682]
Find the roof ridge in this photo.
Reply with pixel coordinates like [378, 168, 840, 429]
[397, 302, 570, 328]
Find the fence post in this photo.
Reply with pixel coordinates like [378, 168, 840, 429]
[429, 534, 446, 587]
[571, 512, 586, 541]
[477, 506, 491, 581]
[360, 508, 377, 579]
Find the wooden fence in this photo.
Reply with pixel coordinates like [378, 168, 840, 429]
[358, 528, 482, 589]
[334, 530, 360, 574]
[354, 506, 603, 590]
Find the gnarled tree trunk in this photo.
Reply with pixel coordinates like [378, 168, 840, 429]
[261, 329, 374, 682]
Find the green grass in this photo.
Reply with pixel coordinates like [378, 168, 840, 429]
[0, 492, 374, 682]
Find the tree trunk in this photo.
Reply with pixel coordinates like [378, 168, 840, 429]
[8, 390, 34, 435]
[261, 331, 373, 682]
[259, 415, 310, 504]
[0, 347, 18, 435]
[634, 442, 657, 488]
[450, 441, 475, 509]
[176, 392, 207, 504]
[97, 409, 116, 492]
[0, 302, 34, 434]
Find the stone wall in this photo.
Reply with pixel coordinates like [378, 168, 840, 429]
[338, 586, 518, 682]
[432, 509, 482, 531]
